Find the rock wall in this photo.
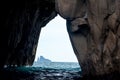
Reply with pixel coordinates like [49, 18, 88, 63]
[0, 0, 57, 67]
[56, 0, 120, 77]
[0, 0, 120, 79]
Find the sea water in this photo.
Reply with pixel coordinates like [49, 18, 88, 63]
[1, 62, 81, 80]
[31, 62, 81, 80]
[32, 62, 81, 69]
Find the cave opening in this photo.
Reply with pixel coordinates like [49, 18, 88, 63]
[1, 14, 81, 80]
[33, 15, 80, 69]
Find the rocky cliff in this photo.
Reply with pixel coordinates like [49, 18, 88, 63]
[0, 0, 57, 67]
[0, 0, 120, 79]
[56, 0, 120, 78]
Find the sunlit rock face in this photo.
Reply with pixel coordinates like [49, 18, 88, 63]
[0, 0, 57, 67]
[56, 0, 120, 77]
[55, 0, 86, 19]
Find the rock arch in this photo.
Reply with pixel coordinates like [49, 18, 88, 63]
[0, 0, 120, 79]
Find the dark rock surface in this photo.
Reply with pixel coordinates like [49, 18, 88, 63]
[0, 0, 57, 67]
[0, 0, 120, 79]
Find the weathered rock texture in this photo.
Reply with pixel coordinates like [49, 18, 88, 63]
[0, 0, 57, 67]
[56, 0, 120, 77]
[0, 0, 120, 79]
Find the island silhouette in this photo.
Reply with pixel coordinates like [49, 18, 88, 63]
[36, 56, 52, 63]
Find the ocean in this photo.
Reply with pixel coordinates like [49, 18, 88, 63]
[32, 62, 81, 69]
[1, 62, 82, 80]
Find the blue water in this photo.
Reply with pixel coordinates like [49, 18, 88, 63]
[32, 62, 81, 70]
[2, 62, 81, 80]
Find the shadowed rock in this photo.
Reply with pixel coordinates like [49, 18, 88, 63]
[0, 0, 120, 79]
[0, 0, 57, 67]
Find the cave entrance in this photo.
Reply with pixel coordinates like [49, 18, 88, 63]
[33, 15, 80, 69]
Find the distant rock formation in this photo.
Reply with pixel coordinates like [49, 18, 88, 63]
[36, 56, 51, 63]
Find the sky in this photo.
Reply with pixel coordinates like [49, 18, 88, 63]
[34, 15, 78, 62]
